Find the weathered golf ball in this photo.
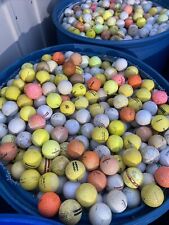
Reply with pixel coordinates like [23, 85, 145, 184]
[16, 131, 32, 149]
[76, 183, 98, 207]
[160, 147, 169, 166]
[59, 199, 82, 225]
[63, 181, 81, 199]
[50, 112, 66, 126]
[8, 118, 26, 134]
[37, 105, 53, 120]
[107, 174, 124, 191]
[123, 187, 141, 208]
[135, 110, 152, 125]
[141, 146, 160, 164]
[89, 203, 112, 225]
[106, 189, 127, 213]
[65, 119, 80, 135]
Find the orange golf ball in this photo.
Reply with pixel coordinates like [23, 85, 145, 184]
[52, 52, 65, 65]
[154, 166, 169, 188]
[81, 151, 100, 171]
[87, 77, 102, 91]
[87, 170, 107, 192]
[119, 107, 135, 122]
[38, 192, 61, 217]
[0, 143, 17, 162]
[128, 75, 142, 88]
[67, 140, 85, 159]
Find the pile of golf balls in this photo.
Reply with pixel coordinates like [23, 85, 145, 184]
[0, 50, 169, 225]
[62, 0, 169, 40]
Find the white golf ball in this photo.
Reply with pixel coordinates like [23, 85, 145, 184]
[58, 80, 72, 95]
[89, 203, 112, 225]
[65, 119, 80, 135]
[93, 114, 110, 128]
[75, 109, 91, 124]
[8, 118, 26, 134]
[37, 105, 53, 120]
[135, 110, 152, 125]
[123, 187, 140, 208]
[50, 112, 66, 126]
[63, 181, 81, 199]
[107, 174, 124, 191]
[106, 189, 127, 213]
[81, 123, 94, 138]
[2, 101, 18, 116]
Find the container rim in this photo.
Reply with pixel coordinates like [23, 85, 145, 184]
[0, 214, 63, 225]
[52, 0, 169, 48]
[0, 43, 169, 225]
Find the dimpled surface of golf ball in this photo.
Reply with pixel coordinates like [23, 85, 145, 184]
[1, 49, 169, 225]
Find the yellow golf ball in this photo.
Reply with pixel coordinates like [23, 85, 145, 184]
[141, 79, 155, 91]
[32, 129, 50, 146]
[39, 172, 59, 192]
[108, 120, 126, 136]
[135, 88, 151, 102]
[0, 97, 6, 109]
[92, 127, 109, 143]
[59, 200, 82, 225]
[19, 68, 35, 82]
[23, 149, 42, 168]
[42, 140, 60, 159]
[118, 84, 133, 97]
[125, 66, 139, 77]
[21, 63, 33, 69]
[103, 10, 113, 20]
[89, 103, 104, 117]
[128, 97, 142, 111]
[17, 94, 33, 107]
[151, 115, 169, 132]
[103, 80, 118, 95]
[95, 74, 106, 85]
[20, 106, 36, 121]
[51, 155, 69, 176]
[12, 79, 25, 90]
[158, 104, 169, 116]
[0, 87, 7, 97]
[5, 86, 21, 100]
[36, 70, 50, 84]
[141, 184, 164, 207]
[46, 93, 62, 109]
[85, 90, 99, 104]
[76, 183, 97, 207]
[106, 135, 123, 153]
[136, 17, 146, 28]
[41, 54, 52, 61]
[123, 167, 143, 189]
[72, 83, 86, 97]
[60, 101, 75, 116]
[74, 96, 89, 109]
[114, 155, 126, 172]
[124, 134, 141, 150]
[20, 169, 40, 191]
[65, 160, 86, 181]
[122, 148, 142, 167]
[54, 74, 68, 85]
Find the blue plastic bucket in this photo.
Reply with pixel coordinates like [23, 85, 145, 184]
[0, 44, 169, 225]
[0, 214, 62, 225]
[52, 0, 169, 73]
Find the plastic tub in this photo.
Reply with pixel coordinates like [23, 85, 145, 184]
[0, 214, 62, 225]
[52, 0, 169, 73]
[0, 44, 169, 225]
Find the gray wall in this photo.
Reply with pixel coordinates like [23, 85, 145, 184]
[0, 0, 58, 71]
